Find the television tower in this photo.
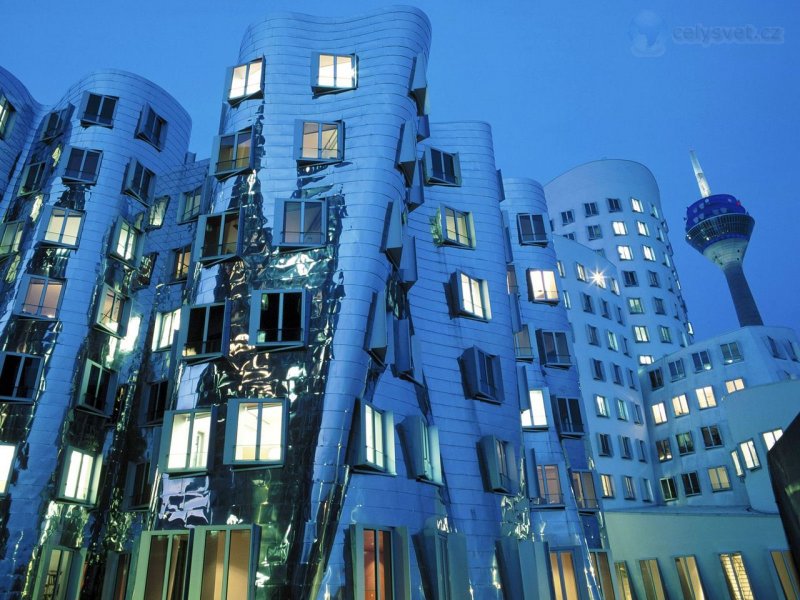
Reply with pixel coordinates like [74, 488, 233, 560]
[685, 151, 763, 327]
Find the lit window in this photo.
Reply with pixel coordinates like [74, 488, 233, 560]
[111, 220, 140, 264]
[214, 128, 253, 178]
[597, 433, 612, 456]
[461, 346, 503, 403]
[95, 286, 128, 336]
[442, 206, 474, 247]
[762, 428, 783, 451]
[0, 94, 15, 138]
[63, 147, 102, 184]
[196, 211, 241, 261]
[249, 290, 307, 349]
[354, 402, 395, 474]
[562, 291, 571, 309]
[517, 213, 547, 245]
[668, 359, 685, 381]
[521, 389, 548, 428]
[595, 395, 610, 417]
[695, 386, 716, 409]
[720, 553, 754, 600]
[691, 350, 712, 372]
[720, 342, 743, 364]
[708, 466, 731, 491]
[152, 308, 181, 351]
[179, 186, 203, 222]
[351, 525, 410, 600]
[555, 397, 584, 436]
[676, 432, 695, 455]
[536, 330, 571, 368]
[659, 325, 672, 343]
[640, 559, 668, 600]
[278, 199, 325, 247]
[228, 58, 264, 103]
[575, 263, 586, 281]
[181, 303, 227, 360]
[571, 470, 598, 509]
[80, 93, 117, 127]
[536, 464, 563, 504]
[172, 246, 191, 281]
[739, 440, 760, 470]
[18, 161, 45, 195]
[297, 120, 343, 163]
[656, 439, 672, 462]
[122, 159, 156, 204]
[660, 477, 678, 501]
[584, 202, 599, 217]
[628, 297, 644, 314]
[725, 378, 745, 393]
[424, 147, 461, 186]
[18, 276, 63, 319]
[617, 245, 633, 260]
[607, 332, 619, 352]
[0, 444, 16, 495]
[731, 451, 745, 477]
[224, 399, 285, 465]
[0, 353, 42, 402]
[633, 325, 650, 343]
[78, 360, 116, 416]
[675, 556, 705, 598]
[770, 550, 800, 600]
[453, 272, 490, 320]
[134, 531, 189, 598]
[185, 526, 255, 599]
[313, 53, 356, 91]
[0, 220, 24, 257]
[672, 394, 689, 417]
[551, 550, 582, 600]
[561, 210, 574, 225]
[611, 279, 620, 295]
[701, 425, 723, 448]
[135, 105, 167, 150]
[600, 474, 614, 498]
[58, 447, 102, 504]
[623, 476, 636, 500]
[527, 269, 558, 303]
[652, 402, 667, 425]
[160, 409, 213, 472]
[639, 355, 654, 365]
[402, 416, 442, 483]
[642, 246, 656, 261]
[631, 197, 644, 213]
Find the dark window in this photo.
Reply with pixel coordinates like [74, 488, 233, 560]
[676, 432, 695, 455]
[79, 360, 115, 415]
[584, 202, 599, 217]
[0, 94, 15, 138]
[691, 350, 712, 372]
[0, 353, 41, 402]
[721, 342, 743, 364]
[19, 161, 45, 195]
[656, 439, 672, 462]
[536, 330, 571, 368]
[145, 381, 169, 424]
[214, 128, 253, 177]
[561, 210, 574, 225]
[128, 461, 152, 509]
[701, 425, 723, 448]
[607, 198, 622, 212]
[555, 397, 584, 436]
[197, 211, 240, 260]
[183, 304, 226, 359]
[172, 246, 191, 280]
[681, 471, 701, 496]
[123, 159, 155, 204]
[81, 93, 117, 127]
[461, 347, 503, 403]
[136, 105, 167, 149]
[517, 214, 547, 245]
[649, 368, 664, 390]
[251, 290, 306, 348]
[425, 148, 460, 186]
[622, 271, 638, 287]
[280, 199, 325, 246]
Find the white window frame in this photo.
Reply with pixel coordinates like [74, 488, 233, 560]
[453, 271, 490, 320]
[695, 385, 716, 409]
[0, 220, 24, 257]
[312, 52, 357, 92]
[353, 401, 395, 474]
[652, 402, 667, 425]
[0, 443, 16, 495]
[152, 308, 181, 351]
[521, 388, 548, 429]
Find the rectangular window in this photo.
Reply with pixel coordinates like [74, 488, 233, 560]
[527, 269, 558, 303]
[350, 525, 410, 600]
[41, 107, 71, 141]
[111, 220, 140, 264]
[58, 447, 102, 504]
[136, 105, 167, 149]
[214, 128, 253, 177]
[692, 350, 712, 372]
[653, 297, 666, 314]
[19, 161, 45, 195]
[708, 466, 731, 491]
[314, 53, 356, 91]
[633, 325, 650, 343]
[600, 474, 614, 498]
[18, 276, 63, 319]
[224, 399, 285, 465]
[250, 290, 307, 349]
[616, 398, 629, 421]
[595, 395, 610, 418]
[652, 402, 667, 425]
[668, 359, 685, 381]
[439, 206, 474, 248]
[648, 270, 660, 287]
[355, 403, 395, 474]
[720, 342, 743, 364]
[642, 245, 656, 261]
[516, 214, 546, 245]
[571, 471, 598, 509]
[620, 436, 632, 459]
[695, 385, 716, 409]
[581, 293, 594, 313]
[575, 263, 586, 281]
[536, 464, 563, 504]
[623, 476, 636, 500]
[617, 245, 633, 260]
[608, 333, 619, 353]
[514, 324, 534, 361]
[628, 297, 644, 314]
[622, 270, 638, 287]
[584, 202, 599, 217]
[182, 303, 226, 360]
[660, 477, 678, 501]
[631, 198, 644, 213]
[587, 223, 603, 238]
[0, 444, 16, 495]
[656, 439, 672, 462]
[0, 353, 42, 402]
[196, 211, 240, 261]
[701, 425, 723, 448]
[95, 286, 128, 336]
[454, 272, 489, 320]
[633, 403, 643, 424]
[461, 346, 503, 403]
[180, 186, 204, 222]
[598, 433, 613, 456]
[78, 360, 116, 415]
[607, 197, 622, 212]
[127, 461, 152, 509]
[537, 330, 571, 368]
[172, 246, 191, 281]
[770, 550, 800, 600]
[160, 410, 213, 472]
[123, 159, 155, 204]
[658, 325, 671, 343]
[402, 416, 442, 483]
[762, 428, 783, 451]
[145, 380, 169, 424]
[521, 389, 548, 429]
[720, 552, 754, 600]
[739, 440, 760, 470]
[555, 397, 584, 436]
[616, 562, 635, 600]
[81, 93, 117, 127]
[672, 394, 689, 417]
[731, 450, 745, 478]
[153, 308, 181, 351]
[642, 478, 654, 502]
[297, 120, 343, 163]
[0, 220, 24, 257]
[561, 210, 575, 225]
[637, 221, 650, 236]
[767, 336, 783, 359]
[640, 355, 654, 365]
[725, 378, 745, 393]
[229, 58, 264, 102]
[591, 359, 605, 381]
[188, 526, 256, 600]
[550, 550, 581, 600]
[424, 147, 461, 186]
[675, 556, 705, 600]
[676, 432, 695, 455]
[134, 531, 189, 600]
[63, 147, 102, 184]
[611, 221, 628, 236]
[587, 325, 599, 346]
[279, 198, 325, 247]
[0, 94, 14, 138]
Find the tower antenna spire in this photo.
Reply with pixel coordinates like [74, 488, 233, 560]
[690, 149, 712, 198]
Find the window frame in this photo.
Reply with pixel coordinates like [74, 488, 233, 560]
[274, 197, 327, 249]
[312, 52, 357, 93]
[0, 352, 42, 403]
[479, 435, 518, 495]
[441, 206, 475, 248]
[401, 416, 442, 484]
[130, 531, 190, 600]
[527, 269, 558, 303]
[18, 160, 46, 195]
[0, 443, 17, 496]
[656, 438, 672, 462]
[79, 92, 118, 128]
[187, 525, 260, 600]
[41, 206, 84, 248]
[223, 398, 287, 468]
[521, 388, 548, 429]
[536, 330, 572, 368]
[0, 220, 24, 257]
[77, 359, 117, 417]
[15, 275, 65, 320]
[159, 408, 215, 474]
[249, 289, 309, 350]
[57, 446, 103, 505]
[93, 284, 130, 337]
[708, 466, 731, 492]
[178, 184, 205, 223]
[110, 219, 142, 266]
[194, 209, 242, 263]
[516, 213, 547, 245]
[122, 158, 156, 205]
[350, 524, 410, 600]
[228, 57, 265, 104]
[451, 271, 490, 321]
[295, 119, 344, 164]
[352, 401, 396, 475]
[423, 147, 461, 186]
[180, 302, 229, 362]
[0, 93, 15, 139]
[152, 307, 181, 351]
[62, 146, 102, 184]
[660, 476, 678, 501]
[461, 346, 503, 404]
[720, 341, 743, 364]
[212, 127, 254, 179]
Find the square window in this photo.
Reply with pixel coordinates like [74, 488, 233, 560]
[0, 220, 24, 257]
[442, 207, 474, 247]
[695, 385, 716, 409]
[228, 58, 264, 103]
[152, 308, 181, 351]
[561, 210, 575, 225]
[424, 147, 461, 186]
[354, 402, 395, 473]
[642, 245, 656, 261]
[17, 276, 64, 319]
[681, 471, 701, 496]
[524, 269, 558, 303]
[0, 353, 42, 402]
[181, 303, 227, 361]
[0, 94, 15, 138]
[136, 105, 168, 150]
[656, 439, 672, 462]
[78, 360, 116, 416]
[701, 425, 723, 448]
[0, 444, 16, 495]
[622, 270, 638, 287]
[536, 330, 571, 368]
[452, 272, 490, 320]
[517, 214, 547, 245]
[607, 198, 622, 212]
[720, 342, 743, 364]
[278, 198, 326, 247]
[652, 402, 667, 425]
[521, 389, 548, 429]
[660, 476, 678, 501]
[584, 202, 599, 217]
[213, 128, 253, 178]
[313, 53, 356, 92]
[612, 221, 627, 236]
[250, 290, 307, 349]
[224, 399, 286, 465]
[676, 432, 695, 455]
[160, 409, 214, 473]
[179, 185, 204, 222]
[195, 211, 241, 262]
[63, 147, 102, 184]
[628, 298, 644, 314]
[296, 120, 343, 163]
[147, 196, 169, 229]
[58, 447, 102, 504]
[80, 93, 117, 127]
[725, 378, 745, 393]
[668, 359, 685, 381]
[708, 466, 731, 491]
[461, 346, 503, 403]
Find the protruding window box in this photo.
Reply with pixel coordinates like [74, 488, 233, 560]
[18, 161, 46, 196]
[249, 289, 309, 351]
[212, 127, 254, 179]
[295, 120, 343, 165]
[409, 52, 429, 115]
[479, 435, 518, 494]
[40, 105, 72, 141]
[57, 446, 102, 505]
[227, 58, 265, 105]
[398, 235, 418, 289]
[400, 416, 441, 484]
[382, 200, 404, 267]
[0, 352, 42, 403]
[364, 289, 389, 365]
[93, 285, 131, 337]
[450, 271, 491, 321]
[461, 346, 503, 403]
[122, 158, 156, 205]
[351, 400, 396, 475]
[159, 409, 215, 474]
[274, 198, 326, 249]
[223, 399, 286, 468]
[0, 221, 24, 258]
[135, 104, 168, 151]
[397, 119, 418, 184]
[15, 275, 64, 320]
[110, 219, 143, 267]
[423, 147, 461, 187]
[76, 360, 117, 417]
[535, 330, 571, 368]
[180, 303, 229, 362]
[41, 207, 83, 248]
[311, 53, 357, 94]
[79, 93, 118, 128]
[186, 525, 260, 599]
[194, 210, 242, 264]
[394, 318, 423, 385]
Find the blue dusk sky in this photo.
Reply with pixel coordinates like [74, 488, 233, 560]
[3, 0, 798, 340]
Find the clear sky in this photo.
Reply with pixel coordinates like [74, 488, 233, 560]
[3, 0, 798, 339]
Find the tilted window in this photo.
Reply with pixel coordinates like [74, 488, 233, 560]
[249, 290, 308, 349]
[277, 198, 325, 247]
[423, 147, 461, 186]
[19, 161, 46, 195]
[179, 185, 204, 222]
[572, 471, 599, 509]
[110, 219, 141, 264]
[126, 461, 152, 510]
[40, 106, 70, 141]
[701, 425, 723, 448]
[441, 206, 474, 247]
[43, 207, 83, 247]
[607, 197, 622, 212]
[536, 330, 571, 368]
[720, 342, 743, 364]
[668, 359, 685, 381]
[63, 147, 102, 184]
[57, 447, 102, 504]
[172, 246, 191, 280]
[708, 466, 731, 492]
[682, 471, 701, 496]
[461, 346, 503, 403]
[676, 432, 695, 455]
[229, 58, 264, 103]
[479, 435, 518, 494]
[224, 399, 286, 466]
[527, 269, 558, 303]
[521, 388, 548, 429]
[0, 353, 42, 402]
[0, 94, 15, 138]
[144, 380, 169, 425]
[78, 360, 116, 416]
[152, 308, 180, 351]
[695, 385, 716, 409]
[672, 394, 690, 417]
[181, 303, 228, 361]
[561, 210, 574, 225]
[0, 444, 16, 495]
[296, 120, 343, 163]
[160, 409, 214, 473]
[652, 402, 667, 424]
[0, 221, 24, 257]
[352, 401, 396, 474]
[195, 210, 241, 262]
[94, 285, 129, 336]
[656, 439, 672, 462]
[80, 93, 117, 127]
[123, 159, 156, 205]
[451, 271, 490, 320]
[312, 53, 357, 92]
[17, 276, 64, 319]
[660, 477, 678, 501]
[517, 214, 547, 245]
[186, 526, 258, 599]
[136, 105, 167, 150]
[401, 416, 442, 484]
[554, 397, 584, 436]
[213, 127, 253, 178]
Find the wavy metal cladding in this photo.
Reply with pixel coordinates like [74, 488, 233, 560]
[161, 7, 432, 598]
[0, 67, 41, 204]
[0, 69, 190, 596]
